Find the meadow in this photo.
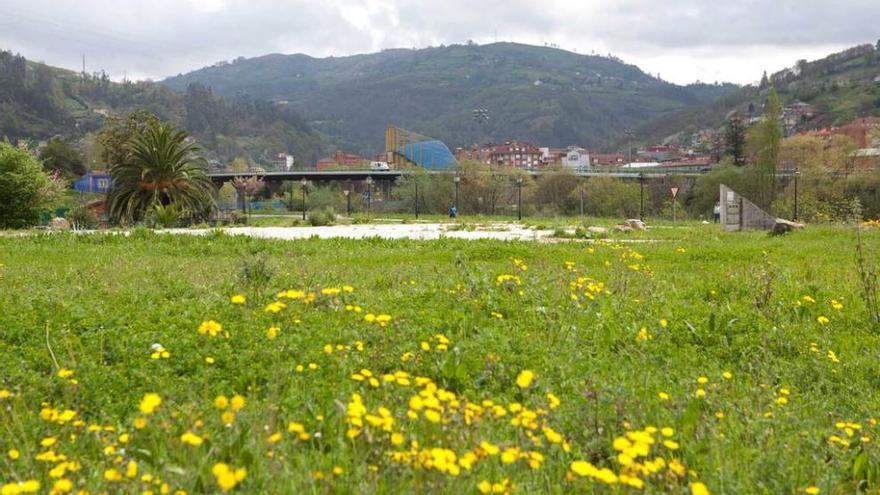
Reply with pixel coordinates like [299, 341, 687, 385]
[1, 224, 879, 494]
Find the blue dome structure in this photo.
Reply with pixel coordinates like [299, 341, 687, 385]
[397, 140, 457, 170]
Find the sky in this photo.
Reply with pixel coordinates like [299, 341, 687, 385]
[0, 0, 878, 85]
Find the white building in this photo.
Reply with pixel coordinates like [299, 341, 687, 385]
[562, 147, 591, 170]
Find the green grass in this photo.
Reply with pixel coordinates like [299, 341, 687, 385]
[1, 226, 879, 494]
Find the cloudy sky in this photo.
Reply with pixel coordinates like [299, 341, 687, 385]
[1, 0, 877, 85]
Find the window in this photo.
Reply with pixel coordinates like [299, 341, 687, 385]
[97, 179, 109, 189]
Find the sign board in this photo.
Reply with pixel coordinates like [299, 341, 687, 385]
[670, 187, 679, 198]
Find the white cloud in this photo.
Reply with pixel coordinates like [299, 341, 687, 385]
[0, 0, 876, 84]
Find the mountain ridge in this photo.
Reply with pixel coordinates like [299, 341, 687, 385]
[162, 42, 739, 155]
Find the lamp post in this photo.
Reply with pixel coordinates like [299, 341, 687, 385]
[454, 173, 461, 213]
[638, 174, 646, 220]
[343, 189, 351, 216]
[579, 182, 585, 218]
[365, 176, 373, 217]
[793, 169, 800, 221]
[414, 180, 419, 219]
[516, 176, 523, 221]
[300, 178, 308, 221]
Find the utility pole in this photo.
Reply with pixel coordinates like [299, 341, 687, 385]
[639, 173, 645, 220]
[414, 180, 419, 219]
[516, 176, 523, 221]
[793, 169, 800, 221]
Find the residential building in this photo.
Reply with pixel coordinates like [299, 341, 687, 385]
[561, 147, 591, 170]
[591, 153, 626, 167]
[274, 153, 294, 171]
[489, 141, 543, 169]
[73, 171, 111, 194]
[316, 150, 368, 170]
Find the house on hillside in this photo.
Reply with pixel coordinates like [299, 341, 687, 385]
[561, 147, 591, 170]
[73, 171, 111, 194]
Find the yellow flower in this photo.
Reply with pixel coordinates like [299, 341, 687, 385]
[695, 388, 706, 398]
[817, 316, 830, 325]
[214, 395, 229, 410]
[661, 427, 674, 437]
[212, 463, 246, 492]
[266, 326, 279, 340]
[268, 432, 283, 444]
[660, 319, 668, 328]
[230, 394, 246, 411]
[658, 392, 670, 401]
[40, 436, 57, 447]
[139, 393, 162, 415]
[8, 449, 20, 460]
[691, 482, 710, 495]
[230, 294, 246, 304]
[104, 469, 123, 481]
[51, 478, 73, 494]
[805, 487, 820, 495]
[197, 320, 223, 337]
[515, 370, 535, 389]
[180, 431, 204, 446]
[57, 368, 74, 379]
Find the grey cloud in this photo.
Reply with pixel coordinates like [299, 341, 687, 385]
[0, 0, 875, 84]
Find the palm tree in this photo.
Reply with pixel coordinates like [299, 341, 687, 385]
[106, 122, 216, 224]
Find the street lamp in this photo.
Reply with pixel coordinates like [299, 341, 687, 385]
[365, 176, 373, 217]
[638, 173, 645, 220]
[343, 189, 351, 216]
[516, 176, 524, 221]
[300, 178, 308, 221]
[414, 179, 420, 219]
[454, 173, 461, 213]
[793, 168, 800, 221]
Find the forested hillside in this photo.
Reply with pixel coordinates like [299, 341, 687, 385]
[0, 51, 327, 168]
[163, 42, 738, 155]
[635, 42, 880, 146]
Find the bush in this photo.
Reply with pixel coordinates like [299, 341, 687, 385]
[0, 142, 57, 229]
[308, 207, 336, 226]
[68, 205, 99, 230]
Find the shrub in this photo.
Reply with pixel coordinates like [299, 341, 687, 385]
[0, 141, 56, 229]
[308, 207, 336, 226]
[68, 205, 99, 230]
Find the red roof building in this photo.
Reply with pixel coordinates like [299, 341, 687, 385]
[316, 150, 368, 170]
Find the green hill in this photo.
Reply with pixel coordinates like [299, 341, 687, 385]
[0, 51, 328, 168]
[635, 42, 880, 146]
[162, 42, 738, 154]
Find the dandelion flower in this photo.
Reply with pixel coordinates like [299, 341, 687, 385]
[230, 295, 246, 305]
[516, 370, 535, 389]
[138, 393, 161, 415]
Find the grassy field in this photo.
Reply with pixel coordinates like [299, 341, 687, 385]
[1, 225, 879, 494]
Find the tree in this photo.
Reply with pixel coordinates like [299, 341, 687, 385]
[760, 71, 770, 89]
[724, 112, 747, 166]
[39, 137, 86, 179]
[746, 87, 783, 209]
[106, 122, 216, 224]
[0, 141, 57, 228]
[97, 111, 160, 168]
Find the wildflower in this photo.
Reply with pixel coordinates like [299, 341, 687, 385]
[205, 357, 215, 364]
[722, 371, 733, 380]
[268, 432, 282, 444]
[691, 482, 710, 495]
[831, 300, 843, 310]
[661, 427, 674, 437]
[695, 388, 706, 398]
[264, 302, 286, 314]
[266, 326, 279, 340]
[776, 397, 788, 406]
[40, 436, 57, 447]
[697, 376, 708, 385]
[104, 469, 123, 481]
[212, 463, 247, 492]
[805, 487, 820, 494]
[230, 294, 246, 304]
[51, 478, 72, 494]
[197, 320, 223, 337]
[1, 481, 40, 494]
[230, 395, 246, 411]
[8, 449, 20, 460]
[0, 390, 11, 399]
[57, 368, 74, 379]
[660, 319, 668, 328]
[636, 328, 652, 341]
[658, 392, 670, 401]
[215, 395, 229, 410]
[547, 393, 560, 409]
[180, 431, 203, 446]
[139, 393, 162, 415]
[515, 370, 535, 389]
[817, 316, 830, 325]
